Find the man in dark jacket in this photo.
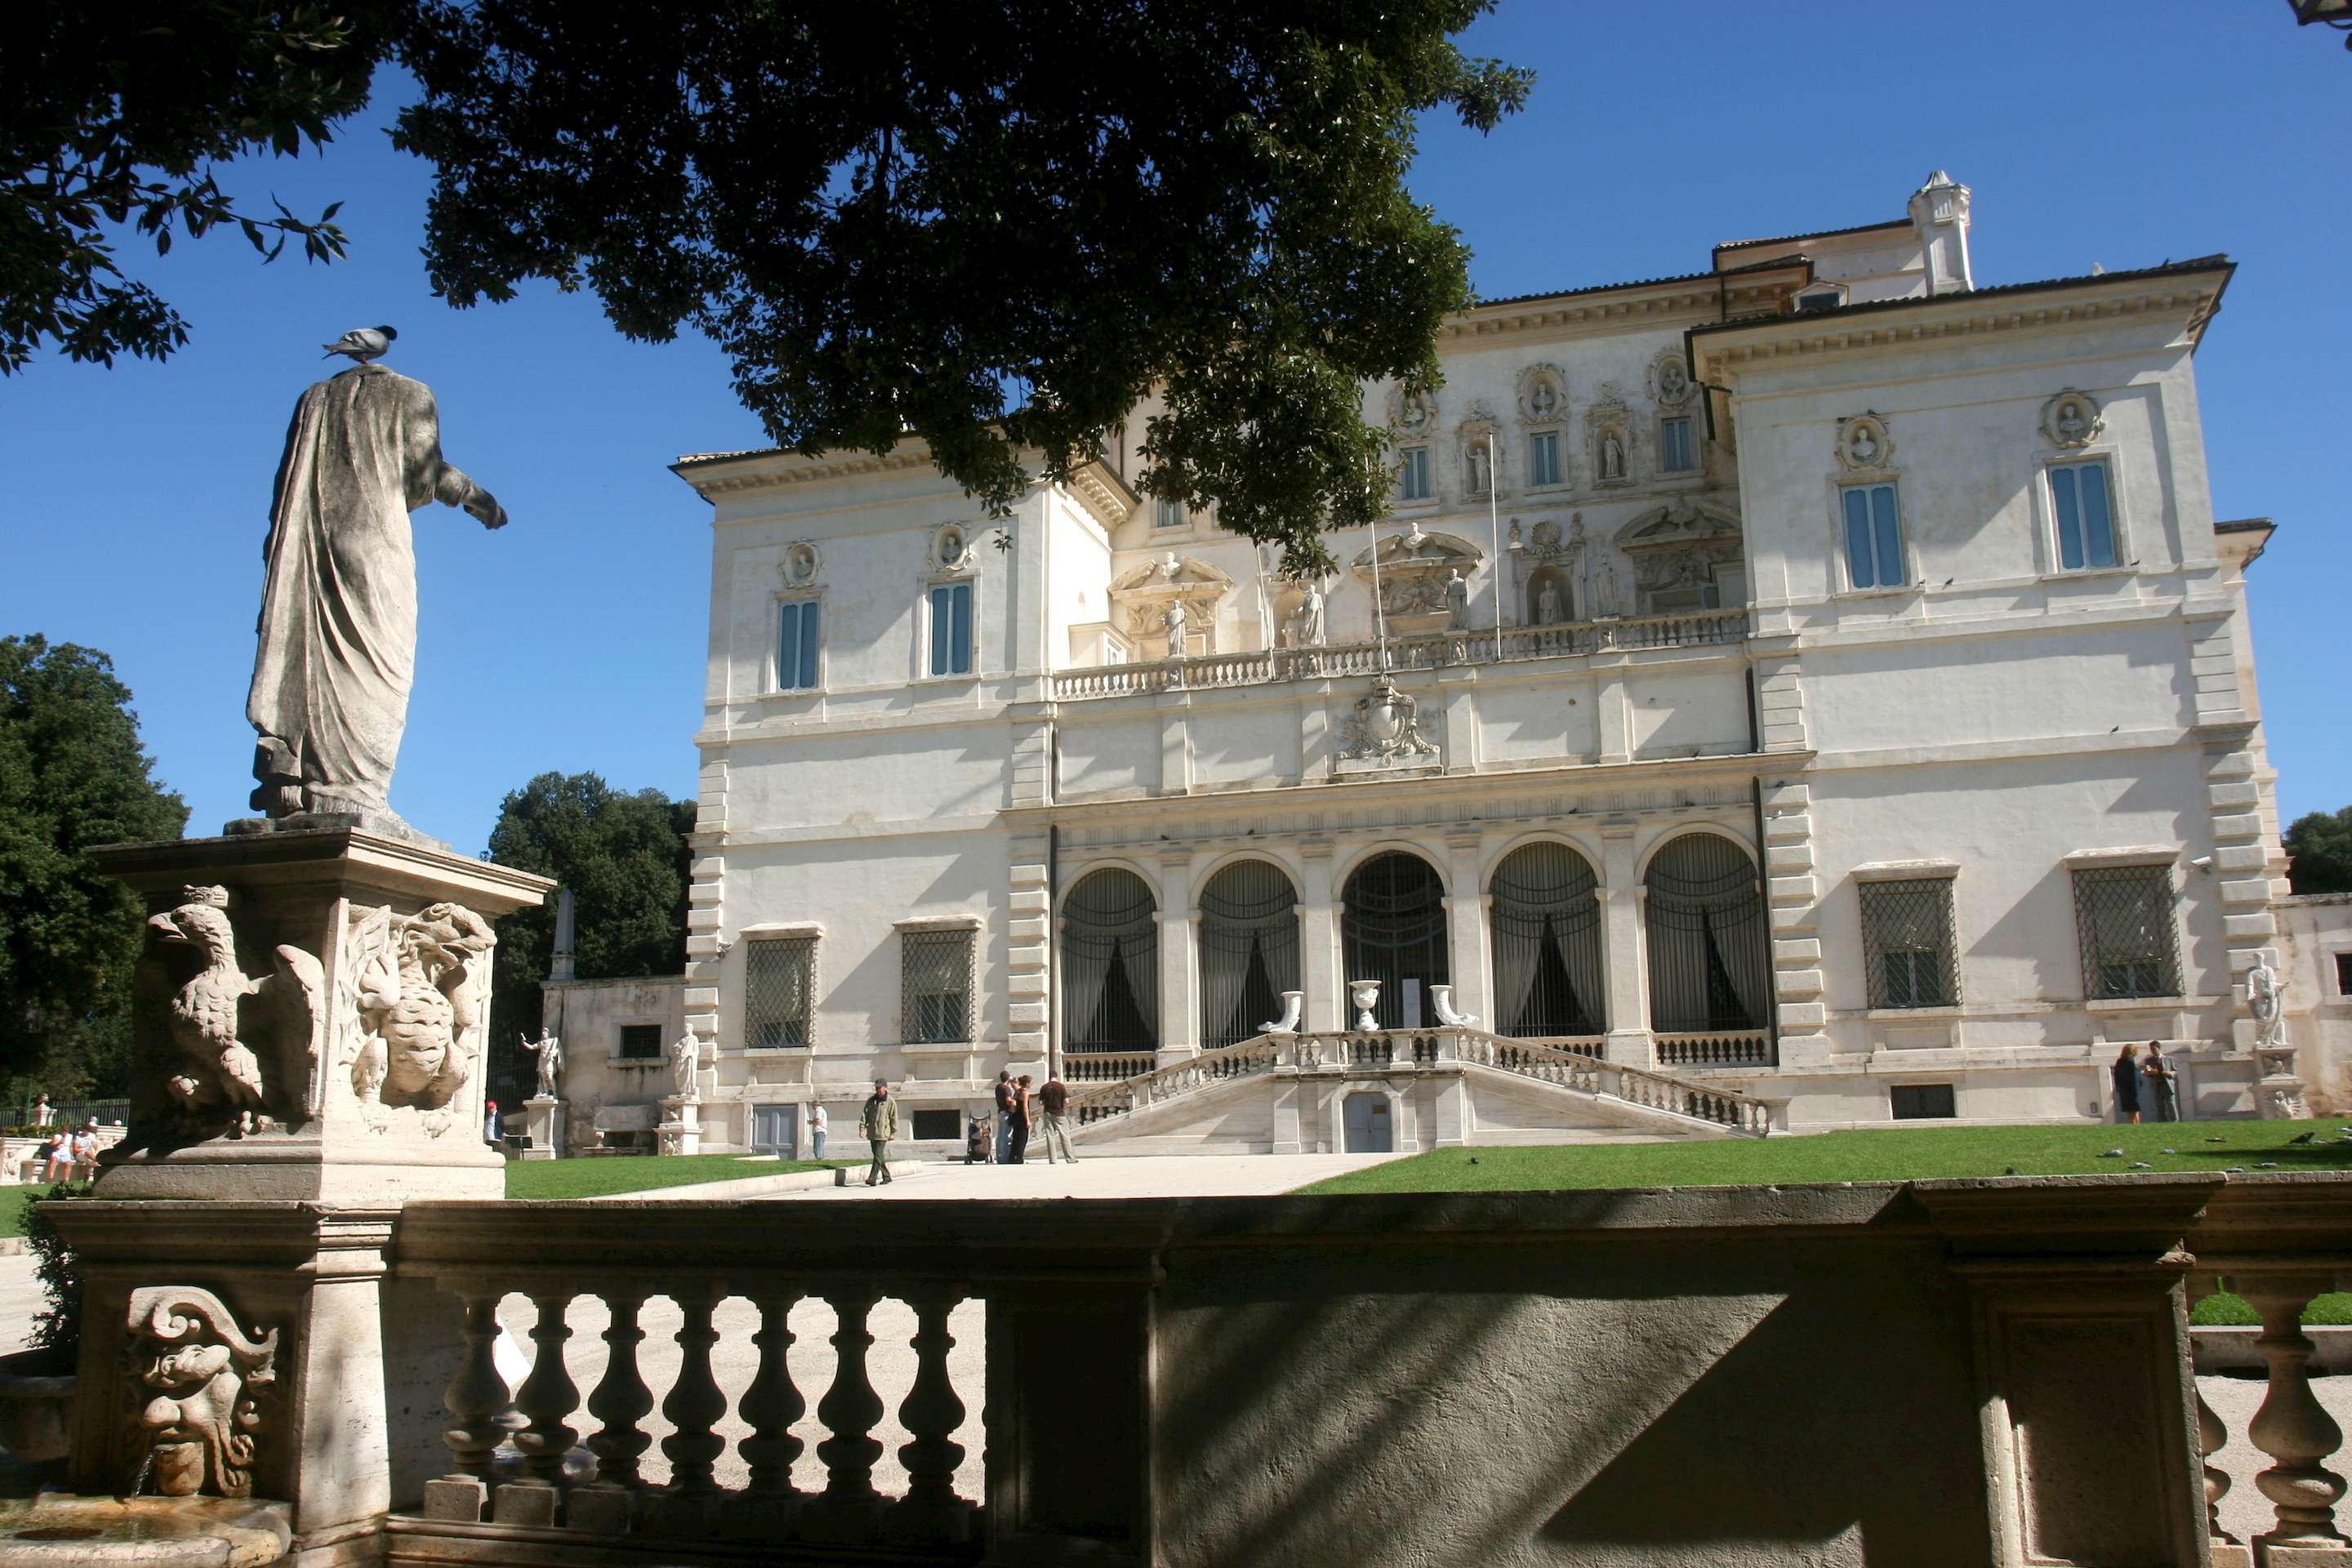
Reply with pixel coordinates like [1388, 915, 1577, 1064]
[859, 1079, 898, 1186]
[991, 1071, 1016, 1165]
[1036, 1073, 1078, 1164]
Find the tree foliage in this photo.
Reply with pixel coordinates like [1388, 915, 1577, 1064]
[7, 2, 1529, 571]
[2285, 806, 2352, 895]
[0, 637, 189, 1103]
[1, 1, 401, 372]
[483, 773, 694, 1089]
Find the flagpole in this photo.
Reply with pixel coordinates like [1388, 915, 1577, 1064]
[1369, 517, 1391, 672]
[1487, 437, 1505, 664]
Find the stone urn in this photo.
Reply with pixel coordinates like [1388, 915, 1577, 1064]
[1349, 980, 1383, 1034]
[0, 1346, 76, 1465]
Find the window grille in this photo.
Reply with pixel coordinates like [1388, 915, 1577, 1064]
[1528, 431, 1561, 487]
[1490, 843, 1605, 1036]
[1199, 859, 1300, 1049]
[1340, 853, 1450, 1030]
[744, 938, 815, 1049]
[1859, 877, 1958, 1009]
[2070, 865, 2180, 1000]
[617, 1024, 662, 1059]
[1660, 416, 1695, 473]
[1890, 1083, 1956, 1120]
[1842, 482, 1904, 590]
[902, 929, 974, 1043]
[1061, 868, 1159, 1052]
[777, 599, 820, 690]
[1643, 834, 1769, 1032]
[1399, 448, 1432, 501]
[2049, 460, 2117, 570]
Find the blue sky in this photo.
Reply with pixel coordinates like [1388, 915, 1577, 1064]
[5, 2, 2346, 854]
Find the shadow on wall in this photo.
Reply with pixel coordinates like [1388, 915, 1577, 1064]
[1154, 1208, 1988, 1568]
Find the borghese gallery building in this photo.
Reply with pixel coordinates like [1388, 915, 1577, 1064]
[540, 172, 2319, 1160]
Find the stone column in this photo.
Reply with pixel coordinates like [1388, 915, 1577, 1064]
[1597, 820, 1649, 1067]
[1298, 841, 1341, 1033]
[1156, 850, 1199, 1065]
[1442, 830, 1492, 1027]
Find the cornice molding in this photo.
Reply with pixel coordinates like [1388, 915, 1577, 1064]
[1441, 281, 1799, 346]
[1067, 460, 1135, 532]
[673, 445, 942, 500]
[1694, 280, 2227, 375]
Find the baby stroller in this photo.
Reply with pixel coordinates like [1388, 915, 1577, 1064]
[964, 1113, 994, 1165]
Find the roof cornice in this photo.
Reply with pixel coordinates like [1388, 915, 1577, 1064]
[670, 442, 942, 501]
[1067, 459, 1137, 531]
[1443, 270, 1809, 347]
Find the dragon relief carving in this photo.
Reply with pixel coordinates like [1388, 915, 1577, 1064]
[340, 902, 495, 1135]
[145, 886, 324, 1137]
[124, 1286, 278, 1499]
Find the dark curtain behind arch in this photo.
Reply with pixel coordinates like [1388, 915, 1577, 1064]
[1340, 853, 1450, 1029]
[1061, 867, 1158, 1051]
[1198, 860, 1300, 1049]
[1643, 834, 1767, 1031]
[1490, 842, 1605, 1036]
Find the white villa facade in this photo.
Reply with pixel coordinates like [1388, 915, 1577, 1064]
[543, 172, 2320, 1159]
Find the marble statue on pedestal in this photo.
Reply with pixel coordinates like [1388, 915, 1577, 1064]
[670, 1030, 701, 1100]
[2247, 956, 2284, 1054]
[243, 331, 508, 839]
[522, 1028, 564, 1100]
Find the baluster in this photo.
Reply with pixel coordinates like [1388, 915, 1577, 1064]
[2198, 1383, 2237, 1548]
[738, 1290, 805, 1499]
[2243, 1278, 2349, 1551]
[661, 1287, 728, 1499]
[892, 1288, 975, 1543]
[808, 1289, 888, 1538]
[512, 1290, 581, 1484]
[442, 1288, 523, 1482]
[585, 1288, 656, 1490]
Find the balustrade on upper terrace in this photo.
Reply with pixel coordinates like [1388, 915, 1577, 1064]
[1048, 606, 1748, 702]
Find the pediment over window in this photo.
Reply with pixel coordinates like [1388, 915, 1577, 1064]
[1350, 527, 1484, 623]
[1108, 553, 1234, 648]
[1615, 497, 1746, 610]
[1615, 497, 1743, 554]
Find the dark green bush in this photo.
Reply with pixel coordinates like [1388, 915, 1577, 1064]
[23, 1183, 84, 1354]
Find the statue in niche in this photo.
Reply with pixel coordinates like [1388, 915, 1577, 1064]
[2056, 399, 2091, 442]
[1507, 519, 1523, 550]
[1596, 556, 1622, 618]
[247, 329, 507, 835]
[522, 1028, 564, 1100]
[1466, 442, 1491, 497]
[1535, 579, 1563, 626]
[1445, 569, 1471, 630]
[1285, 581, 1325, 648]
[1847, 422, 1881, 466]
[125, 1286, 278, 1499]
[1163, 599, 1187, 655]
[1528, 380, 1559, 420]
[1658, 359, 1690, 404]
[1601, 430, 1626, 481]
[670, 1030, 701, 1100]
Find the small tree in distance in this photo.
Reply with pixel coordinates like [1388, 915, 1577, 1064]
[2284, 805, 2352, 895]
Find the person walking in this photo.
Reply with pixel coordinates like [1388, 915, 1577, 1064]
[483, 1099, 502, 1147]
[1036, 1072, 1078, 1165]
[1007, 1074, 1034, 1165]
[2109, 1043, 2142, 1125]
[809, 1100, 829, 1160]
[2141, 1040, 2180, 1123]
[991, 1071, 1016, 1165]
[859, 1078, 898, 1186]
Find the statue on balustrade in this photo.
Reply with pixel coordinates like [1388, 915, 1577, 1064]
[1535, 580, 1563, 626]
[245, 327, 509, 839]
[1285, 581, 1325, 648]
[1163, 599, 1187, 657]
[1595, 556, 1622, 618]
[1445, 568, 1471, 630]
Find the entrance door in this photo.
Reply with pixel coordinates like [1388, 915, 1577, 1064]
[751, 1104, 799, 1158]
[1342, 1093, 1393, 1154]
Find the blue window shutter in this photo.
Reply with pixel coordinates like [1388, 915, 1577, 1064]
[2051, 466, 2084, 570]
[777, 603, 799, 688]
[1872, 486, 1902, 585]
[928, 586, 950, 675]
[798, 600, 821, 685]
[2078, 463, 2114, 567]
[951, 582, 973, 673]
[1844, 487, 1876, 587]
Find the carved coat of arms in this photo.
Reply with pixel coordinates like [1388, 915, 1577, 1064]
[1343, 677, 1438, 763]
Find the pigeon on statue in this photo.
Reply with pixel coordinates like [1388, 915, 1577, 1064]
[322, 325, 398, 363]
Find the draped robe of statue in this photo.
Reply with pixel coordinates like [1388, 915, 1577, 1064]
[247, 363, 501, 824]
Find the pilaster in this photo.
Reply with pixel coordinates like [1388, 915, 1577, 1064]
[1157, 849, 1200, 1054]
[1298, 841, 1341, 1033]
[1762, 777, 1827, 1063]
[1597, 820, 1647, 1065]
[1442, 830, 1493, 1027]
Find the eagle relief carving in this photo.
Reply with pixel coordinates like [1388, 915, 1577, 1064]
[340, 902, 496, 1135]
[144, 886, 324, 1138]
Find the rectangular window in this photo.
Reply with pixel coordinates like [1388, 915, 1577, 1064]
[902, 929, 973, 1043]
[1660, 416, 1695, 473]
[1842, 482, 1904, 590]
[1400, 447, 1431, 501]
[927, 581, 973, 676]
[2071, 865, 2181, 1000]
[776, 599, 820, 691]
[1890, 1083, 1957, 1120]
[1154, 497, 1185, 529]
[910, 1108, 962, 1141]
[1860, 877, 1959, 1009]
[1528, 431, 1561, 487]
[2049, 460, 2117, 570]
[617, 1024, 662, 1060]
[2336, 951, 2352, 996]
[744, 938, 815, 1049]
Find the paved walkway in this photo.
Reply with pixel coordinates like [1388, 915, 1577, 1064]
[749, 1150, 1405, 1201]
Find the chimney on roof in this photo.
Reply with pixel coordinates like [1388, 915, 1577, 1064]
[550, 886, 577, 982]
[1908, 170, 1973, 296]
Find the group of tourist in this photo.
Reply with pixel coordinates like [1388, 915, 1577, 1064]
[982, 1070, 1077, 1167]
[2109, 1040, 2182, 1123]
[38, 1119, 104, 1183]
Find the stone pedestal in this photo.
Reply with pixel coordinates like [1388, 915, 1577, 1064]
[88, 827, 552, 1203]
[659, 1095, 702, 1156]
[2254, 1045, 2311, 1120]
[521, 1096, 564, 1160]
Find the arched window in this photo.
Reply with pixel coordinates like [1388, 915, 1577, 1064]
[1198, 861, 1299, 1049]
[1643, 834, 1769, 1032]
[1061, 868, 1157, 1053]
[1340, 852, 1450, 1030]
[1489, 843, 1605, 1037]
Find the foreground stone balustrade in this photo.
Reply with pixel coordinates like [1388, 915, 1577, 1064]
[42, 1174, 2350, 1567]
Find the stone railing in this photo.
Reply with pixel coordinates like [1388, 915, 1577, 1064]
[1060, 1051, 1156, 1084]
[42, 1176, 2347, 1566]
[1045, 608, 1749, 702]
[1065, 1027, 1771, 1138]
[1655, 1029, 1775, 1069]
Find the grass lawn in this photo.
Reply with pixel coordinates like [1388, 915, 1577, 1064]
[1299, 1118, 2352, 1325]
[502, 1152, 845, 1200]
[0, 1186, 50, 1238]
